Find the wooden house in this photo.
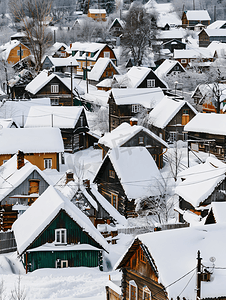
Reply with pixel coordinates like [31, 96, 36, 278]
[25, 70, 84, 106]
[47, 42, 69, 58]
[148, 96, 197, 143]
[98, 122, 168, 169]
[161, 39, 186, 53]
[0, 127, 64, 170]
[87, 9, 106, 22]
[199, 29, 226, 47]
[93, 147, 162, 218]
[173, 49, 213, 69]
[113, 224, 226, 300]
[42, 56, 79, 74]
[24, 106, 89, 153]
[176, 156, 226, 222]
[67, 42, 117, 74]
[12, 186, 108, 272]
[184, 113, 226, 160]
[89, 58, 120, 86]
[108, 88, 165, 132]
[182, 10, 211, 30]
[109, 18, 124, 37]
[9, 69, 34, 99]
[0, 154, 53, 230]
[0, 40, 31, 64]
[155, 59, 186, 78]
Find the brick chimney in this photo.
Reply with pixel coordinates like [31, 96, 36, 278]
[130, 117, 138, 126]
[17, 150, 25, 170]
[66, 171, 74, 184]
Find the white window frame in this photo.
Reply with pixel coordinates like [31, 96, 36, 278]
[104, 51, 110, 58]
[169, 131, 177, 143]
[51, 85, 59, 93]
[61, 260, 68, 268]
[132, 104, 140, 113]
[143, 286, 151, 300]
[44, 158, 52, 169]
[147, 79, 155, 88]
[129, 280, 138, 300]
[55, 228, 67, 244]
[55, 259, 68, 268]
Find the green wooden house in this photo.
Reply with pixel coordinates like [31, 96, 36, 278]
[12, 186, 108, 272]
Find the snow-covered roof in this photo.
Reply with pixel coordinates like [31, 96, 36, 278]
[158, 28, 186, 40]
[175, 157, 226, 208]
[202, 28, 226, 37]
[89, 58, 119, 81]
[116, 223, 226, 299]
[110, 88, 165, 109]
[96, 147, 162, 200]
[148, 96, 198, 129]
[155, 59, 185, 78]
[12, 185, 108, 255]
[88, 9, 106, 14]
[207, 20, 226, 30]
[207, 41, 226, 57]
[184, 113, 226, 135]
[191, 83, 226, 103]
[82, 89, 110, 107]
[44, 56, 79, 67]
[25, 70, 84, 95]
[0, 155, 53, 203]
[109, 18, 125, 30]
[96, 78, 113, 88]
[208, 202, 226, 223]
[27, 242, 102, 252]
[66, 42, 107, 59]
[47, 42, 68, 56]
[0, 118, 19, 128]
[24, 106, 85, 129]
[174, 48, 212, 59]
[185, 10, 211, 21]
[98, 122, 168, 148]
[0, 127, 64, 154]
[0, 40, 25, 61]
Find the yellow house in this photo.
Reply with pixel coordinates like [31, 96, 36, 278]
[0, 40, 31, 64]
[0, 127, 64, 171]
[88, 9, 106, 21]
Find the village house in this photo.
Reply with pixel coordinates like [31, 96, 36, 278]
[42, 56, 79, 74]
[98, 122, 168, 169]
[157, 28, 185, 44]
[108, 87, 165, 131]
[109, 18, 125, 37]
[93, 147, 162, 218]
[161, 39, 186, 53]
[12, 185, 108, 272]
[110, 223, 226, 299]
[175, 157, 226, 222]
[0, 40, 31, 64]
[87, 9, 107, 22]
[182, 10, 211, 30]
[155, 59, 186, 78]
[25, 70, 84, 106]
[46, 42, 69, 58]
[148, 96, 198, 143]
[9, 69, 34, 99]
[24, 106, 89, 153]
[199, 29, 226, 47]
[0, 127, 64, 170]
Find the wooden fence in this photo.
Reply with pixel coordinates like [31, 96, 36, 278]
[0, 231, 17, 254]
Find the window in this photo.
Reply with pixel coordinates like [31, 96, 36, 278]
[51, 99, 59, 106]
[80, 116, 84, 127]
[143, 286, 151, 300]
[147, 79, 155, 88]
[132, 104, 140, 113]
[104, 51, 110, 58]
[140, 249, 147, 263]
[51, 85, 59, 93]
[44, 158, 52, 169]
[55, 259, 68, 268]
[111, 193, 118, 209]
[17, 49, 24, 56]
[139, 137, 144, 144]
[169, 132, 177, 143]
[109, 170, 115, 178]
[181, 59, 187, 63]
[55, 228, 67, 244]
[129, 280, 137, 300]
[183, 109, 189, 115]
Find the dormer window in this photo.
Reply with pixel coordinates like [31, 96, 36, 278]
[55, 228, 67, 244]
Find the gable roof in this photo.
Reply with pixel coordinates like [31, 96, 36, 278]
[184, 113, 226, 135]
[25, 70, 84, 95]
[115, 223, 226, 299]
[43, 55, 79, 67]
[206, 202, 226, 224]
[155, 59, 186, 78]
[24, 106, 85, 129]
[0, 40, 28, 61]
[148, 96, 198, 129]
[109, 88, 165, 109]
[0, 155, 53, 203]
[0, 127, 64, 154]
[12, 185, 108, 255]
[201, 28, 226, 37]
[94, 147, 162, 200]
[174, 48, 212, 59]
[185, 10, 211, 21]
[89, 58, 120, 81]
[0, 118, 19, 128]
[207, 20, 226, 30]
[98, 122, 168, 148]
[175, 157, 226, 208]
[47, 42, 68, 56]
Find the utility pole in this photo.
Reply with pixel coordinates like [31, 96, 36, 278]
[196, 250, 202, 300]
[71, 62, 73, 106]
[86, 56, 89, 94]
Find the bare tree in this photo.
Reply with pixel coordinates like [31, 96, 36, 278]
[8, 0, 54, 72]
[11, 273, 26, 300]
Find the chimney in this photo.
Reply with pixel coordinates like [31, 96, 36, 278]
[130, 117, 138, 126]
[17, 150, 25, 169]
[70, 43, 72, 49]
[66, 170, 74, 184]
[83, 179, 90, 189]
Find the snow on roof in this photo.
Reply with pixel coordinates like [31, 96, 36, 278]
[67, 42, 106, 53]
[208, 202, 226, 223]
[174, 48, 212, 59]
[12, 185, 108, 255]
[158, 28, 186, 40]
[207, 41, 226, 56]
[184, 113, 226, 135]
[110, 88, 165, 108]
[155, 59, 185, 78]
[47, 42, 68, 56]
[207, 20, 226, 30]
[191, 83, 226, 103]
[88, 9, 106, 14]
[27, 242, 102, 252]
[185, 10, 211, 21]
[89, 58, 119, 81]
[24, 106, 84, 129]
[109, 18, 125, 30]
[0, 127, 64, 154]
[0, 118, 19, 128]
[175, 157, 226, 208]
[103, 147, 161, 200]
[117, 223, 226, 299]
[46, 56, 79, 67]
[0, 40, 22, 61]
[148, 96, 198, 129]
[25, 70, 84, 95]
[82, 89, 110, 107]
[96, 78, 113, 88]
[203, 29, 226, 37]
[0, 155, 53, 203]
[98, 122, 168, 148]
